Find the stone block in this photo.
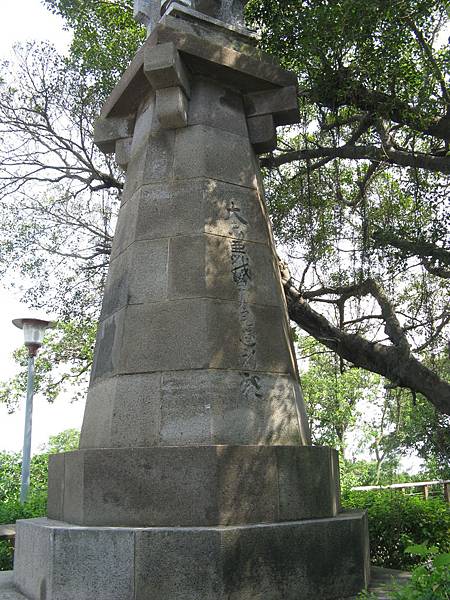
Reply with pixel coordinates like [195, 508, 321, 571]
[244, 86, 300, 126]
[276, 446, 340, 520]
[110, 373, 162, 448]
[188, 77, 248, 136]
[159, 370, 214, 446]
[167, 233, 281, 307]
[128, 93, 156, 159]
[47, 454, 64, 522]
[252, 303, 297, 375]
[134, 528, 223, 600]
[11, 514, 369, 599]
[160, 8, 259, 52]
[90, 307, 126, 382]
[119, 299, 210, 374]
[13, 519, 51, 600]
[14, 519, 134, 600]
[99, 43, 148, 120]
[110, 193, 139, 259]
[0, 572, 27, 600]
[62, 451, 84, 526]
[98, 249, 130, 321]
[96, 298, 296, 376]
[216, 446, 279, 524]
[221, 512, 370, 599]
[174, 125, 257, 188]
[190, 0, 250, 26]
[156, 86, 189, 129]
[159, 370, 304, 447]
[133, 179, 270, 244]
[78, 377, 116, 449]
[124, 126, 176, 199]
[247, 113, 277, 154]
[80, 374, 163, 449]
[144, 42, 191, 97]
[94, 116, 135, 154]
[48, 446, 341, 527]
[141, 240, 181, 304]
[115, 137, 133, 169]
[156, 18, 297, 91]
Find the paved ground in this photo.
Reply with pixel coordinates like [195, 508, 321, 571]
[359, 567, 412, 599]
[0, 566, 411, 599]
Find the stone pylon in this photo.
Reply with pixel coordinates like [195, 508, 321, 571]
[5, 5, 370, 600]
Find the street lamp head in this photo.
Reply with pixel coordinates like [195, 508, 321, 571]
[12, 318, 56, 356]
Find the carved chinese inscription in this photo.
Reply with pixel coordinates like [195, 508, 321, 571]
[227, 202, 262, 402]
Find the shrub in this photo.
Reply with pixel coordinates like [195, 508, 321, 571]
[0, 492, 47, 571]
[343, 491, 450, 570]
[0, 429, 79, 571]
[390, 544, 450, 600]
[0, 540, 14, 572]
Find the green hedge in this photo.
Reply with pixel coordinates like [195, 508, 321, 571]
[343, 490, 450, 570]
[0, 540, 14, 572]
[0, 492, 47, 571]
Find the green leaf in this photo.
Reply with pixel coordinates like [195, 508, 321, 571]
[433, 553, 450, 568]
[405, 544, 433, 556]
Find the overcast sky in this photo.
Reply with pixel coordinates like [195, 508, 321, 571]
[0, 0, 84, 453]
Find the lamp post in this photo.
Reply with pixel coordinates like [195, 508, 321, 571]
[12, 318, 55, 504]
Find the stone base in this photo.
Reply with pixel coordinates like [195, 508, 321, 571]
[0, 573, 27, 600]
[11, 512, 369, 600]
[48, 445, 341, 527]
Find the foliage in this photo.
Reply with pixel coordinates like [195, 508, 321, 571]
[300, 335, 450, 477]
[0, 429, 79, 505]
[0, 430, 80, 571]
[0, 42, 120, 316]
[0, 320, 96, 412]
[339, 458, 402, 493]
[0, 541, 14, 572]
[42, 0, 144, 102]
[390, 544, 450, 599]
[246, 0, 450, 412]
[343, 491, 450, 570]
[300, 337, 380, 453]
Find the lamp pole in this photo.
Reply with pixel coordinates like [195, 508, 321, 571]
[12, 318, 55, 504]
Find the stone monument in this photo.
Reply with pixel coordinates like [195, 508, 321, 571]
[1, 1, 370, 598]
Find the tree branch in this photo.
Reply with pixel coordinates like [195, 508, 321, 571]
[285, 282, 450, 415]
[261, 143, 450, 175]
[306, 70, 450, 141]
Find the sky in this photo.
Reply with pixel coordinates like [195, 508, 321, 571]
[0, 0, 84, 454]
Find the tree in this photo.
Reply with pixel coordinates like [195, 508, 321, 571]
[300, 337, 450, 481]
[0, 0, 448, 419]
[0, 320, 96, 412]
[247, 0, 450, 414]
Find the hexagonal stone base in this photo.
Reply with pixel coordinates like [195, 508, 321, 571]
[48, 445, 340, 527]
[12, 513, 369, 600]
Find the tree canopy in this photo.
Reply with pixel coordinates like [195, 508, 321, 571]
[0, 1, 448, 447]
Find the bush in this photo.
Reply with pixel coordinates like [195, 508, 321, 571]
[343, 491, 450, 570]
[0, 492, 47, 571]
[0, 540, 14, 572]
[0, 429, 79, 571]
[390, 544, 450, 599]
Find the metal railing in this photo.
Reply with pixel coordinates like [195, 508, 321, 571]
[351, 480, 450, 502]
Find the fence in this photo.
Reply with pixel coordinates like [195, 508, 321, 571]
[352, 480, 450, 502]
